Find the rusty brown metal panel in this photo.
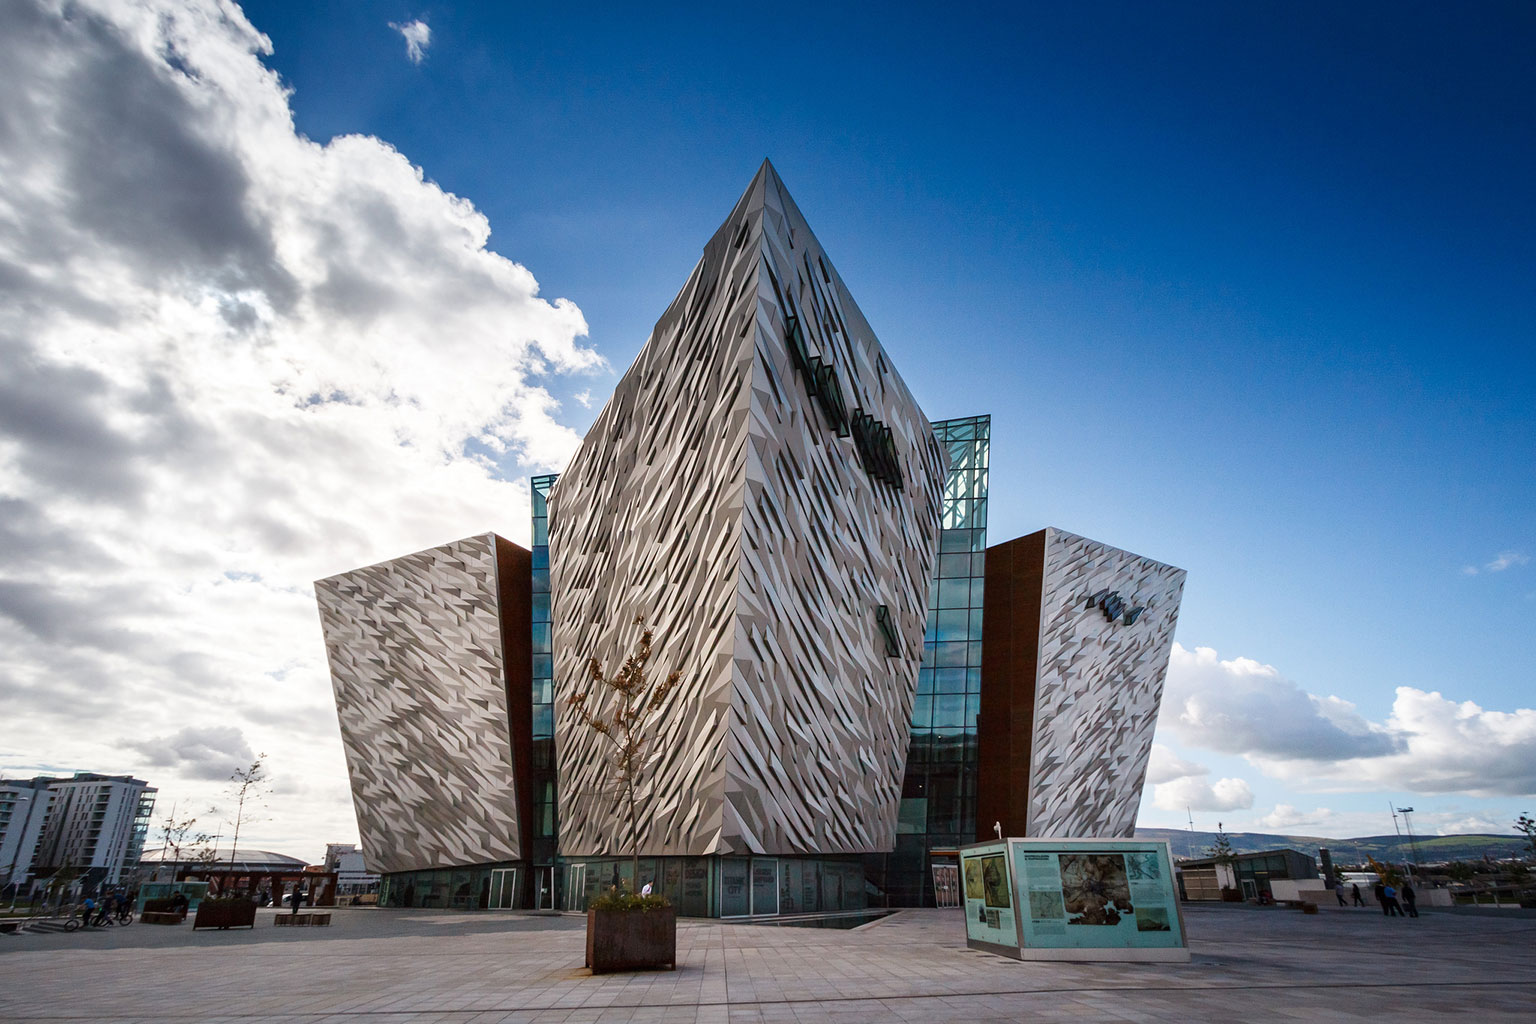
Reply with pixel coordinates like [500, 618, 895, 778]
[977, 529, 1047, 841]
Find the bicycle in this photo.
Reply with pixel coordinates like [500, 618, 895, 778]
[61, 903, 130, 931]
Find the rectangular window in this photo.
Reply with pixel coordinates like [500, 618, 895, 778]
[937, 578, 970, 608]
[934, 642, 967, 668]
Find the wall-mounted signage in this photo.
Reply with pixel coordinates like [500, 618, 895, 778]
[1085, 590, 1145, 625]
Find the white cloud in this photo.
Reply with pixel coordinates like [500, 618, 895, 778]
[1251, 688, 1536, 797]
[1486, 550, 1529, 572]
[1254, 804, 1334, 830]
[574, 389, 592, 408]
[1164, 645, 1400, 761]
[1161, 645, 1536, 799]
[0, 0, 599, 856]
[1145, 743, 1207, 785]
[390, 18, 431, 64]
[1461, 550, 1530, 575]
[1152, 775, 1254, 813]
[1429, 813, 1506, 835]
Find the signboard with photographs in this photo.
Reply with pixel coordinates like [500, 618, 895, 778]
[959, 838, 1189, 962]
[958, 842, 1020, 952]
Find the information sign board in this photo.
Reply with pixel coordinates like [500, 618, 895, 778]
[958, 842, 1021, 953]
[960, 838, 1189, 962]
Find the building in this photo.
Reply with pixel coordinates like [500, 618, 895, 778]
[1177, 848, 1319, 901]
[323, 843, 381, 896]
[0, 773, 155, 896]
[138, 846, 329, 904]
[0, 778, 53, 896]
[317, 161, 1186, 915]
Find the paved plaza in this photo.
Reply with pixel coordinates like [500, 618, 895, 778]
[2, 903, 1533, 1022]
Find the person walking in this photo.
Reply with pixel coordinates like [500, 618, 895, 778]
[1402, 882, 1418, 918]
[1374, 882, 1388, 914]
[1335, 880, 1348, 907]
[1382, 882, 1403, 917]
[1351, 883, 1365, 907]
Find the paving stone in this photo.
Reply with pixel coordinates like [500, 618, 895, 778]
[1, 905, 1533, 1022]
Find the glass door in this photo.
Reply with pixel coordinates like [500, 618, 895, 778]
[721, 858, 750, 917]
[932, 863, 961, 908]
[535, 866, 554, 909]
[751, 858, 779, 916]
[487, 868, 518, 910]
[565, 864, 587, 911]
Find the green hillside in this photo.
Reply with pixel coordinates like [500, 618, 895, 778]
[1135, 827, 1528, 864]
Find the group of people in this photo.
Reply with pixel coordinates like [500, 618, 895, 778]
[76, 889, 136, 926]
[1332, 879, 1419, 917]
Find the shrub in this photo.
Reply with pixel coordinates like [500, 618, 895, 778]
[588, 886, 670, 912]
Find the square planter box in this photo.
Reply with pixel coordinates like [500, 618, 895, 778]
[193, 898, 258, 930]
[585, 906, 677, 974]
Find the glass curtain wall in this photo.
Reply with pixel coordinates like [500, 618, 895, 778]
[530, 475, 560, 899]
[865, 414, 990, 906]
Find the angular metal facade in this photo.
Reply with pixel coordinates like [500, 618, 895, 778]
[1028, 529, 1185, 837]
[979, 528, 1185, 841]
[316, 534, 531, 875]
[549, 161, 947, 858]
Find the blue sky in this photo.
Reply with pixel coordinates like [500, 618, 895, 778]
[2, 0, 1531, 852]
[250, 1, 1536, 835]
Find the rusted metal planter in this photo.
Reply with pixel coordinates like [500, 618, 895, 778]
[585, 907, 677, 973]
[140, 911, 183, 925]
[192, 898, 258, 930]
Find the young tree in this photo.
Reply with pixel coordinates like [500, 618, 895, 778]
[1209, 822, 1237, 890]
[567, 618, 682, 894]
[220, 755, 271, 892]
[1515, 812, 1536, 861]
[155, 805, 209, 881]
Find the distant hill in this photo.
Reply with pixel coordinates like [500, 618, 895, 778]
[1134, 827, 1529, 865]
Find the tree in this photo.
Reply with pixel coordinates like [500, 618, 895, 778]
[1208, 822, 1237, 890]
[155, 805, 210, 881]
[217, 754, 271, 892]
[1516, 813, 1536, 861]
[566, 618, 682, 893]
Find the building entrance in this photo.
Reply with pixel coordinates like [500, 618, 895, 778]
[751, 858, 779, 916]
[932, 863, 961, 908]
[565, 863, 587, 910]
[487, 868, 518, 909]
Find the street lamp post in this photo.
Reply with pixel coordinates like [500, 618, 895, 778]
[1397, 807, 1422, 883]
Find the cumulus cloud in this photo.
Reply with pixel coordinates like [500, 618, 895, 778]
[0, 0, 598, 854]
[1152, 774, 1254, 812]
[1251, 688, 1536, 797]
[1164, 645, 1400, 761]
[1145, 743, 1207, 785]
[124, 726, 255, 781]
[390, 18, 431, 64]
[1161, 645, 1536, 799]
[1254, 804, 1334, 830]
